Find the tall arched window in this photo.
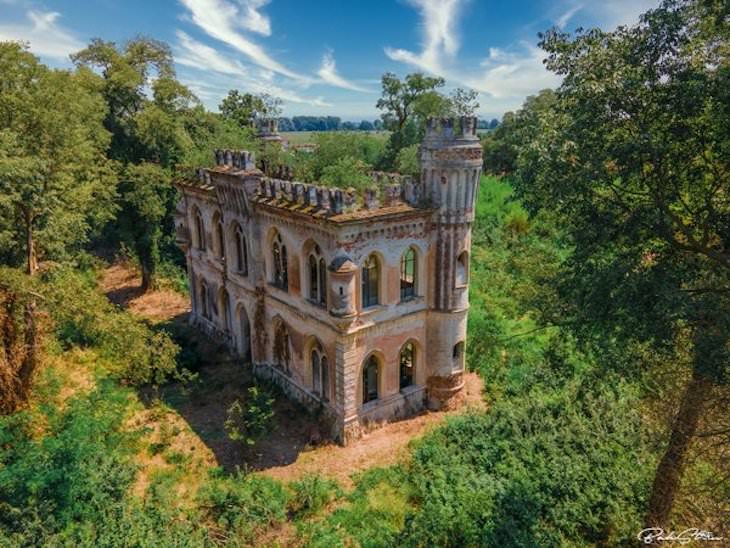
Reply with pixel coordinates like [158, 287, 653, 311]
[216, 221, 225, 259]
[321, 356, 329, 401]
[311, 349, 321, 394]
[455, 252, 469, 287]
[400, 247, 417, 301]
[272, 232, 288, 290]
[399, 342, 415, 389]
[194, 209, 205, 250]
[234, 224, 248, 275]
[199, 280, 209, 319]
[308, 245, 327, 307]
[361, 254, 380, 308]
[309, 255, 318, 302]
[220, 289, 231, 332]
[362, 355, 379, 403]
[310, 343, 329, 401]
[273, 321, 291, 374]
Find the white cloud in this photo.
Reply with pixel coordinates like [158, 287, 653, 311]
[0, 10, 84, 60]
[385, 0, 558, 116]
[174, 30, 329, 107]
[385, 0, 463, 74]
[240, 0, 272, 36]
[556, 4, 582, 29]
[317, 51, 371, 92]
[469, 42, 560, 99]
[179, 0, 310, 82]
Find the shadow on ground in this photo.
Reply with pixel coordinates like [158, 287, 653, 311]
[142, 315, 325, 472]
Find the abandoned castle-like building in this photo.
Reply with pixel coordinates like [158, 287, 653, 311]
[174, 117, 482, 443]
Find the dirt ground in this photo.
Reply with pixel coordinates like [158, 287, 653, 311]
[101, 262, 486, 488]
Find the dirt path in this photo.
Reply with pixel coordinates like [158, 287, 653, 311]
[100, 263, 190, 321]
[259, 372, 485, 488]
[100, 262, 486, 488]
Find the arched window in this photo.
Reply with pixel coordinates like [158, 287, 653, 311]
[272, 232, 288, 290]
[362, 355, 379, 403]
[194, 209, 205, 250]
[399, 342, 415, 389]
[455, 252, 469, 287]
[361, 254, 380, 308]
[308, 245, 327, 307]
[309, 255, 318, 302]
[273, 321, 291, 374]
[234, 224, 248, 274]
[199, 280, 209, 319]
[321, 356, 329, 401]
[311, 349, 321, 395]
[453, 341, 465, 370]
[318, 258, 326, 306]
[309, 343, 329, 401]
[400, 247, 417, 301]
[216, 220, 225, 259]
[220, 289, 231, 332]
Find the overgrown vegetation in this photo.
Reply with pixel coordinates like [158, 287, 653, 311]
[224, 384, 276, 447]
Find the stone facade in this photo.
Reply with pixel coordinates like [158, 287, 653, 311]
[174, 116, 482, 444]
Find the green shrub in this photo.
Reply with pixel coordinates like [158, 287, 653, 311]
[41, 267, 183, 386]
[224, 384, 275, 446]
[289, 475, 341, 517]
[198, 471, 289, 543]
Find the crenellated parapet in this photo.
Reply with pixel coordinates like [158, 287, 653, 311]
[253, 172, 425, 216]
[214, 149, 257, 170]
[423, 116, 478, 142]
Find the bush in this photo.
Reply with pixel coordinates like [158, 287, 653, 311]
[198, 471, 289, 542]
[0, 382, 140, 545]
[41, 267, 183, 386]
[288, 475, 340, 517]
[224, 384, 276, 446]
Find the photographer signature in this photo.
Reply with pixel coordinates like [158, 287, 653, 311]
[638, 528, 724, 544]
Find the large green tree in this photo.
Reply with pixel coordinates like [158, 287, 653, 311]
[72, 38, 204, 290]
[0, 43, 116, 274]
[518, 0, 728, 528]
[219, 90, 282, 129]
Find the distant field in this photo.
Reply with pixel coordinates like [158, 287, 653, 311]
[281, 130, 390, 145]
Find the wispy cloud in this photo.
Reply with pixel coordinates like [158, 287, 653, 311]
[385, 0, 557, 115]
[174, 30, 329, 107]
[556, 4, 582, 29]
[0, 10, 84, 60]
[385, 0, 463, 74]
[317, 51, 371, 92]
[179, 0, 309, 82]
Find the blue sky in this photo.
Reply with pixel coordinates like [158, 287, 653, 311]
[0, 0, 660, 120]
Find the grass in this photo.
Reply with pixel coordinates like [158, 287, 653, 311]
[281, 130, 390, 145]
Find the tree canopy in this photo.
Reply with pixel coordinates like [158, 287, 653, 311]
[0, 43, 116, 274]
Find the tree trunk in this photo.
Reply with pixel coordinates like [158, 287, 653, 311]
[645, 367, 713, 528]
[140, 262, 155, 293]
[24, 208, 37, 275]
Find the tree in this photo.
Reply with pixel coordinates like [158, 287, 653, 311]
[481, 90, 557, 175]
[72, 37, 200, 291]
[377, 72, 456, 170]
[0, 43, 116, 274]
[376, 72, 446, 131]
[449, 88, 479, 116]
[519, 0, 729, 528]
[220, 90, 282, 129]
[117, 164, 173, 291]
